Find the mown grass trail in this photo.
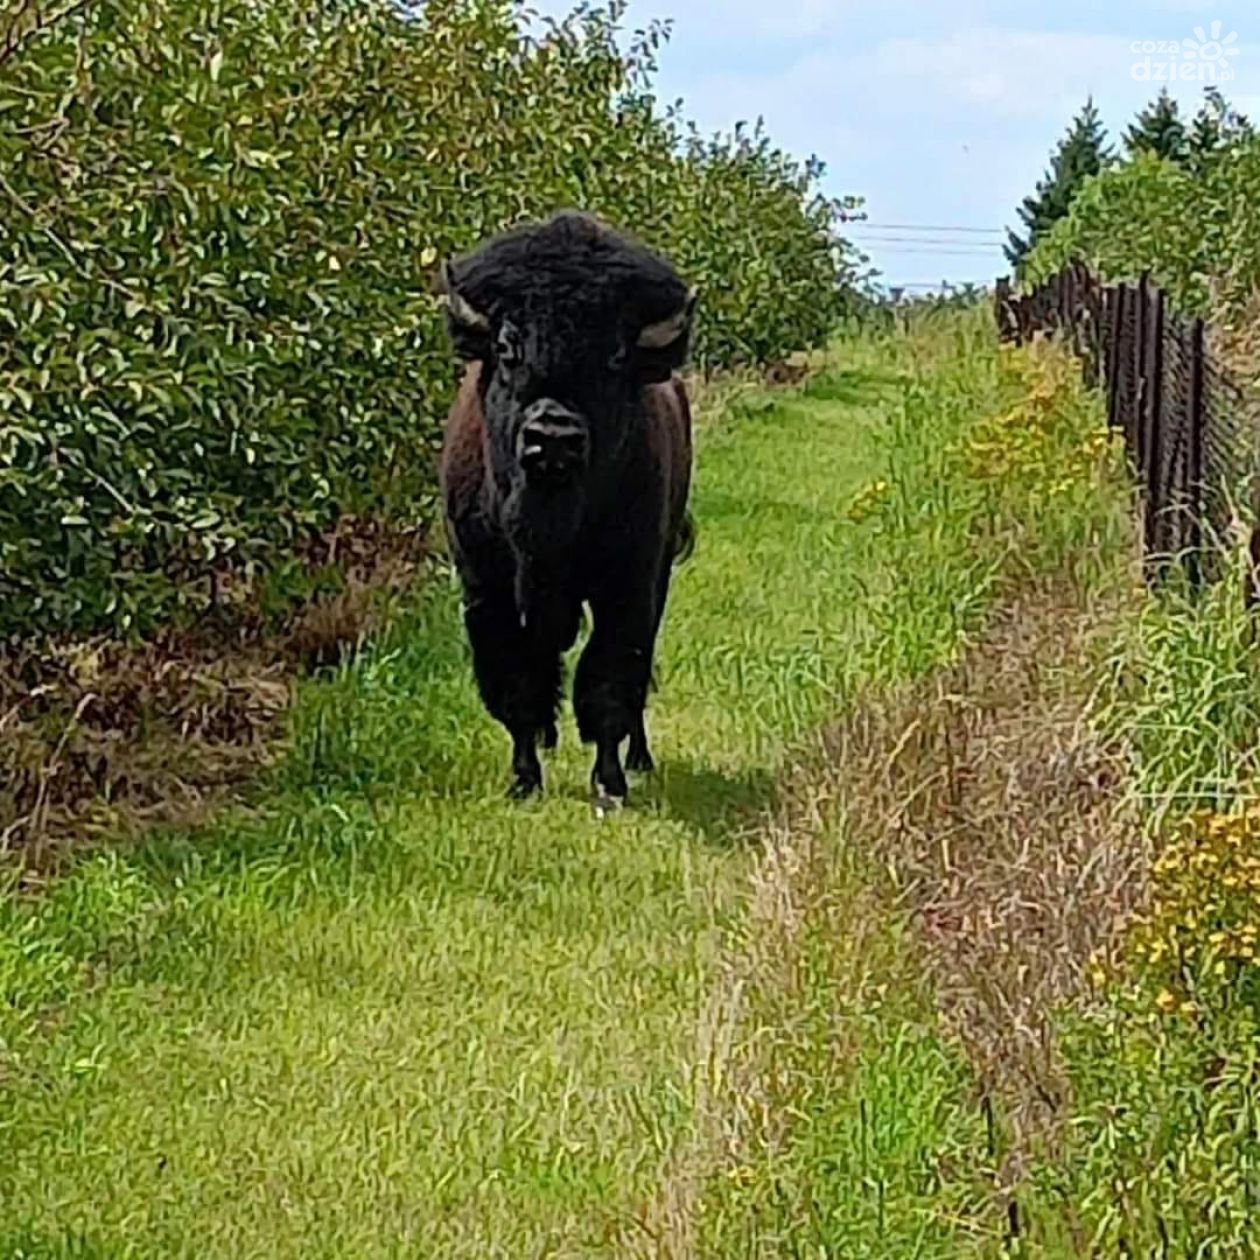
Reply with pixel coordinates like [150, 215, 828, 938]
[1, 321, 1034, 1257]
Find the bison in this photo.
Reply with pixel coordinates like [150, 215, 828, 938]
[437, 211, 696, 809]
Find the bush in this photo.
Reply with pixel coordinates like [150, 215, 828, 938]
[1024, 525, 1260, 1254]
[0, 0, 860, 639]
[1023, 141, 1260, 317]
[1129, 808, 1260, 1002]
[1042, 805, 1260, 1255]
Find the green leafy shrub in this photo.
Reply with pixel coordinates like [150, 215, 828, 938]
[1024, 141, 1260, 316]
[0, 0, 859, 639]
[1037, 804, 1260, 1255]
[1020, 535, 1260, 1253]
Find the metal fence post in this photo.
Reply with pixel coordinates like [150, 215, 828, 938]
[1106, 286, 1124, 431]
[1133, 274, 1150, 469]
[1143, 289, 1167, 583]
[1186, 317, 1206, 590]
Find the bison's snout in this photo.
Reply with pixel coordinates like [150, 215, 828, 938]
[517, 400, 589, 484]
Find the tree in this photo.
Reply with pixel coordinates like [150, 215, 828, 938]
[0, 0, 858, 637]
[1188, 86, 1254, 168]
[1125, 89, 1188, 163]
[1122, 88, 1252, 171]
[1005, 97, 1112, 274]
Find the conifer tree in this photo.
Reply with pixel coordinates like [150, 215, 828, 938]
[1005, 97, 1112, 274]
[1125, 89, 1188, 162]
[1188, 86, 1254, 168]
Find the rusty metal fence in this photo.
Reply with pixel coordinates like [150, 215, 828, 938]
[995, 262, 1250, 591]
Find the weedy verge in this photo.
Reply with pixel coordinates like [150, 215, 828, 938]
[654, 319, 1137, 1257]
[2, 517, 426, 863]
[830, 576, 1145, 1195]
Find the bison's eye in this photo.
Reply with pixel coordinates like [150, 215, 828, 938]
[496, 322, 521, 368]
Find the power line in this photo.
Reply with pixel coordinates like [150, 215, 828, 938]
[850, 234, 1007, 248]
[843, 221, 1006, 235]
[866, 245, 1006, 257]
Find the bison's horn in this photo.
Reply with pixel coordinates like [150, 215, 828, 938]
[440, 263, 491, 331]
[638, 289, 697, 349]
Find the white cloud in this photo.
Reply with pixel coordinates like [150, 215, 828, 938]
[514, 3, 1260, 287]
[676, 27, 1124, 158]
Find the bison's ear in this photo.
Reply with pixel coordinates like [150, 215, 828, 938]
[635, 288, 697, 382]
[439, 261, 493, 361]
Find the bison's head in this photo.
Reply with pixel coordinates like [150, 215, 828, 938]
[440, 211, 695, 489]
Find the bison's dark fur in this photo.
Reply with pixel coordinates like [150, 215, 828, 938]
[438, 211, 696, 806]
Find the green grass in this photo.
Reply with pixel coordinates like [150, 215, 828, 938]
[691, 319, 1133, 1258]
[1095, 547, 1260, 822]
[0, 333, 902, 1258]
[697, 870, 999, 1259]
[1008, 549, 1260, 1258]
[0, 313, 1111, 1257]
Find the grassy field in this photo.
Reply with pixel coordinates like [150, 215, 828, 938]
[0, 315, 1125, 1257]
[687, 325, 1133, 1257]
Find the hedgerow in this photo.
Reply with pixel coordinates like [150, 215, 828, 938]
[0, 0, 861, 639]
[1023, 141, 1260, 317]
[1016, 129, 1260, 1244]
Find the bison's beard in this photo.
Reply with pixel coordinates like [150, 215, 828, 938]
[504, 478, 585, 641]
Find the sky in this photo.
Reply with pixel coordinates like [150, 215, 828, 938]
[525, 1, 1260, 294]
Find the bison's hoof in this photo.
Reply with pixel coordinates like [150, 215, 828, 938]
[508, 776, 542, 801]
[592, 788, 626, 819]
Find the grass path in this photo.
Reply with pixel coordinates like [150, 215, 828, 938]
[1, 324, 1027, 1257]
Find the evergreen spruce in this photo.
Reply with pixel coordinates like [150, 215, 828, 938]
[1188, 87, 1254, 168]
[1005, 97, 1112, 274]
[1125, 89, 1188, 163]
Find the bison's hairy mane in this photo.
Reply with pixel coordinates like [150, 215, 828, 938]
[446, 210, 690, 330]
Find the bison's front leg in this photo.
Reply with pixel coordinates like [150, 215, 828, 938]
[625, 560, 677, 775]
[574, 588, 657, 809]
[463, 589, 566, 799]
